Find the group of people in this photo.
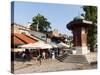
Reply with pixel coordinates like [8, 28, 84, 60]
[15, 49, 49, 63]
[15, 48, 63, 65]
[20, 49, 33, 61]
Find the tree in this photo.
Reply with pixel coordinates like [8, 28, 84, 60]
[82, 6, 97, 52]
[30, 13, 51, 32]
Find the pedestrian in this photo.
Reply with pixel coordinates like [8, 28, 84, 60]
[21, 51, 26, 61]
[37, 48, 42, 65]
[25, 49, 32, 61]
[37, 54, 42, 65]
[52, 51, 55, 59]
[42, 51, 46, 59]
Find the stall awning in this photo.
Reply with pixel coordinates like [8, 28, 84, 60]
[11, 33, 38, 46]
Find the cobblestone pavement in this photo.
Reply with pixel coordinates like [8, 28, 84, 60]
[86, 52, 97, 63]
[13, 58, 97, 74]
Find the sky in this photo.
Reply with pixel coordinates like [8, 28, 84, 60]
[12, 1, 84, 36]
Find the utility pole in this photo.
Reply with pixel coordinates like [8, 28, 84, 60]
[36, 20, 39, 31]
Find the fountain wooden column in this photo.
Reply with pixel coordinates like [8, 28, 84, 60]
[67, 18, 92, 55]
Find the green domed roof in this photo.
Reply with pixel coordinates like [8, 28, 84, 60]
[73, 16, 84, 21]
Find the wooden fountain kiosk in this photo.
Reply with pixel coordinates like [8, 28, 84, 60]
[67, 17, 93, 55]
[64, 17, 93, 64]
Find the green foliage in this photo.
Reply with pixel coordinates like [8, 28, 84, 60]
[82, 6, 97, 52]
[83, 6, 97, 23]
[30, 13, 51, 32]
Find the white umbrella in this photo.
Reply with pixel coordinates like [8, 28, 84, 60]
[18, 42, 52, 49]
[49, 42, 58, 48]
[57, 42, 70, 48]
[11, 48, 25, 52]
[31, 42, 52, 49]
[42, 44, 52, 49]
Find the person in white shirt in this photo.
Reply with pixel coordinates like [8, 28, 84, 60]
[42, 51, 46, 59]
